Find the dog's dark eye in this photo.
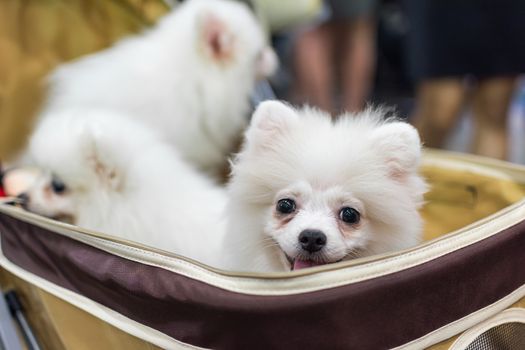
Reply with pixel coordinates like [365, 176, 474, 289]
[51, 177, 67, 194]
[276, 198, 296, 214]
[339, 207, 360, 224]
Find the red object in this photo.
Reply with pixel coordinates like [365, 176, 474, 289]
[0, 161, 5, 197]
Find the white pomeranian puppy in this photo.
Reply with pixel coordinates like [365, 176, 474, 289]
[22, 109, 227, 267]
[40, 0, 277, 177]
[223, 101, 427, 272]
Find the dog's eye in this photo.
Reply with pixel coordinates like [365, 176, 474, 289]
[339, 207, 360, 224]
[51, 177, 67, 194]
[276, 198, 296, 214]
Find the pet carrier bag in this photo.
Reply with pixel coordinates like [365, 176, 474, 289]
[1, 1, 524, 349]
[0, 149, 524, 350]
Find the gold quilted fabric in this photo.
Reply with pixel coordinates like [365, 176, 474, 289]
[421, 164, 525, 241]
[0, 0, 170, 160]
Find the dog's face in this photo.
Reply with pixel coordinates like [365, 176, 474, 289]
[229, 101, 427, 271]
[266, 181, 370, 269]
[21, 171, 76, 222]
[1, 166, 74, 221]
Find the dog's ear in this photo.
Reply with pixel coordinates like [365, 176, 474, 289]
[246, 100, 299, 149]
[371, 122, 422, 180]
[199, 12, 235, 62]
[256, 47, 278, 78]
[79, 125, 122, 190]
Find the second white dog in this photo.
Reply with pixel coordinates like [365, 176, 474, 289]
[23, 110, 228, 267]
[40, 0, 277, 177]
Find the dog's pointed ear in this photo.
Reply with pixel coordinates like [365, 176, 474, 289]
[244, 100, 298, 152]
[371, 121, 422, 180]
[248, 100, 299, 136]
[79, 126, 122, 190]
[199, 12, 234, 61]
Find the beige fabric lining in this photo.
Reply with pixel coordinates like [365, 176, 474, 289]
[421, 162, 525, 241]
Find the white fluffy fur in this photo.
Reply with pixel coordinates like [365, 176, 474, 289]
[224, 101, 428, 272]
[26, 110, 228, 268]
[39, 0, 277, 177]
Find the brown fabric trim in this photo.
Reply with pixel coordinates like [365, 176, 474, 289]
[1, 211, 525, 350]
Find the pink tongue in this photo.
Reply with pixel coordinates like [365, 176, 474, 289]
[292, 259, 324, 270]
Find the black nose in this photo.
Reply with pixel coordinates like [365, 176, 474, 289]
[298, 230, 327, 253]
[16, 193, 29, 207]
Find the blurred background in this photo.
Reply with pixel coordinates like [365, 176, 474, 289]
[1, 0, 524, 163]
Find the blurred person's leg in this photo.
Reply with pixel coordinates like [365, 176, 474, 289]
[412, 79, 466, 148]
[471, 77, 517, 160]
[292, 23, 335, 112]
[339, 17, 376, 113]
